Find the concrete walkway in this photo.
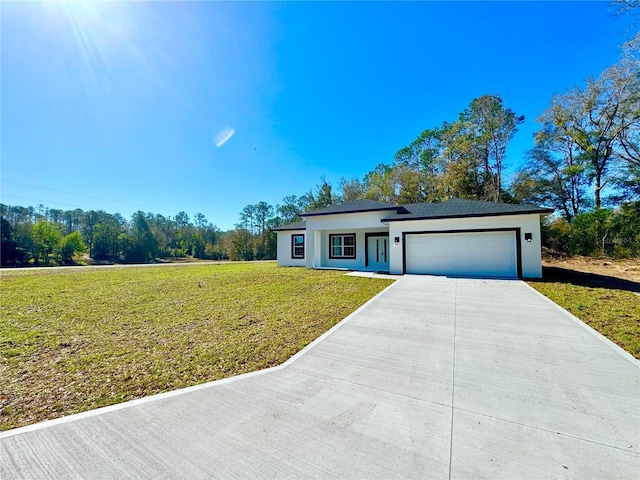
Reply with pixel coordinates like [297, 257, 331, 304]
[2, 276, 638, 479]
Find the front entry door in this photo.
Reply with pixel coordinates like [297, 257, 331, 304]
[367, 235, 389, 270]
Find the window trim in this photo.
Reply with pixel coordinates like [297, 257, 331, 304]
[328, 233, 357, 259]
[291, 234, 305, 259]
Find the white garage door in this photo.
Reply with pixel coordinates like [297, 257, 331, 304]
[405, 231, 517, 278]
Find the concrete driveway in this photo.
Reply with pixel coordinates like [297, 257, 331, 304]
[2, 275, 638, 479]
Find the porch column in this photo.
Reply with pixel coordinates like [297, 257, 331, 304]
[313, 230, 322, 268]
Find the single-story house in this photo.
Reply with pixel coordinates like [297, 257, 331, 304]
[272, 198, 554, 278]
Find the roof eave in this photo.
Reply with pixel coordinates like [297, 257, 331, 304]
[302, 206, 406, 218]
[270, 221, 307, 231]
[382, 209, 555, 222]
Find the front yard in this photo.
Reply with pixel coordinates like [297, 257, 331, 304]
[0, 263, 393, 430]
[3, 259, 636, 432]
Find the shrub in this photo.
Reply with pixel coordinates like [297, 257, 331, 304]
[541, 202, 639, 258]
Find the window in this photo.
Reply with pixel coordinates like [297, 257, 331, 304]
[291, 234, 305, 259]
[329, 234, 356, 259]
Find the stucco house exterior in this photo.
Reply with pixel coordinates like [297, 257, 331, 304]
[272, 198, 553, 278]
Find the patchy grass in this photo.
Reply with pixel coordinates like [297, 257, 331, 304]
[528, 268, 640, 360]
[0, 263, 393, 430]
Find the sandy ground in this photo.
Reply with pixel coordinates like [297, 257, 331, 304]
[542, 256, 640, 283]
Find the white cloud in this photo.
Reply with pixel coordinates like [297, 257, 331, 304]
[215, 126, 235, 147]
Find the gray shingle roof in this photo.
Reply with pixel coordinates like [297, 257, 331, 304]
[302, 199, 404, 217]
[272, 198, 552, 229]
[381, 198, 554, 222]
[270, 220, 306, 231]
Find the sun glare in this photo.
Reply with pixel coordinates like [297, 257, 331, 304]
[40, 1, 156, 89]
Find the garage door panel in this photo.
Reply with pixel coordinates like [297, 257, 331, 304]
[405, 231, 517, 278]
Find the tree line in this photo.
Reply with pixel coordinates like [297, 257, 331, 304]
[0, 206, 226, 266]
[1, 3, 638, 265]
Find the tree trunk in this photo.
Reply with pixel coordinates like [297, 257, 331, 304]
[594, 170, 602, 209]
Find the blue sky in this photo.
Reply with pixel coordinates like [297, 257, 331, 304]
[1, 1, 634, 230]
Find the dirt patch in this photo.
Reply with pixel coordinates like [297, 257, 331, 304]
[543, 256, 640, 283]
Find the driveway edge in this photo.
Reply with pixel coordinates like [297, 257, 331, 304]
[522, 281, 640, 366]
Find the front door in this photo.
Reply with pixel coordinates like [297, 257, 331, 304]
[367, 235, 389, 270]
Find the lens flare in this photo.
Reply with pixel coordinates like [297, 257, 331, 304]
[215, 127, 235, 147]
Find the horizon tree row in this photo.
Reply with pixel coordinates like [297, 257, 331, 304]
[0, 205, 226, 267]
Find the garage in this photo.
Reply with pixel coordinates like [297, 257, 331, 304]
[404, 230, 518, 278]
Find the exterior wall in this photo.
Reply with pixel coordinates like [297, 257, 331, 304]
[305, 211, 394, 269]
[314, 227, 389, 270]
[276, 230, 306, 267]
[387, 214, 544, 278]
[277, 211, 545, 277]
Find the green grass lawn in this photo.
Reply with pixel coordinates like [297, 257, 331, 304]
[527, 276, 640, 360]
[0, 262, 393, 430]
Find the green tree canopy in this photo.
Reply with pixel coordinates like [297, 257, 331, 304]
[60, 231, 86, 262]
